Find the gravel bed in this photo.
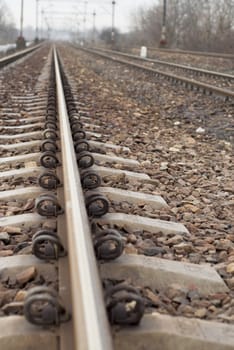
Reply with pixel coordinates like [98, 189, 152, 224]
[0, 219, 58, 317]
[0, 160, 40, 171]
[0, 137, 42, 145]
[108, 200, 176, 220]
[0, 257, 58, 317]
[0, 198, 36, 216]
[0, 46, 59, 320]
[64, 49, 234, 143]
[101, 174, 159, 194]
[0, 176, 38, 191]
[58, 46, 233, 252]
[109, 55, 234, 91]
[97, 220, 234, 284]
[58, 44, 234, 323]
[95, 159, 141, 172]
[104, 279, 234, 324]
[0, 220, 57, 257]
[0, 126, 42, 134]
[0, 146, 40, 158]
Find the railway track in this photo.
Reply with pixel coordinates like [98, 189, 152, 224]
[0, 44, 234, 349]
[0, 44, 112, 349]
[129, 47, 234, 75]
[0, 44, 41, 68]
[147, 47, 234, 60]
[81, 47, 234, 100]
[109, 46, 234, 61]
[111, 46, 234, 73]
[92, 47, 234, 90]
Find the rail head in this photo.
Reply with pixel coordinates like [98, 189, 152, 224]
[0, 44, 42, 68]
[53, 47, 113, 350]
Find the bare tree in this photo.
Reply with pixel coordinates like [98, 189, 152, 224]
[129, 0, 234, 53]
[0, 0, 17, 44]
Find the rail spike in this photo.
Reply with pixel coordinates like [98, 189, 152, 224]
[32, 230, 67, 260]
[105, 284, 145, 325]
[93, 228, 124, 260]
[24, 286, 70, 326]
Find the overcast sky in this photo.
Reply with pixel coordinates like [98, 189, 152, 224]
[6, 0, 157, 33]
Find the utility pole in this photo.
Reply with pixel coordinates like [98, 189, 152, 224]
[17, 0, 26, 49]
[41, 9, 44, 38]
[160, 0, 167, 46]
[92, 11, 96, 45]
[20, 0, 24, 37]
[82, 1, 88, 44]
[111, 1, 116, 45]
[35, 0, 39, 42]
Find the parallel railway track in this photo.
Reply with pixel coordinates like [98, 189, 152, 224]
[107, 46, 234, 60]
[147, 47, 234, 60]
[0, 44, 41, 68]
[83, 47, 234, 100]
[0, 44, 233, 349]
[92, 47, 234, 89]
[125, 46, 234, 76]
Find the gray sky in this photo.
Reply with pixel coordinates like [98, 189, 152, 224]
[6, 0, 157, 33]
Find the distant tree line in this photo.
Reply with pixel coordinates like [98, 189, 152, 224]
[126, 0, 234, 53]
[0, 0, 17, 44]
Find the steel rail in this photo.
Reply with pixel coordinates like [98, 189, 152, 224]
[93, 47, 234, 81]
[107, 46, 234, 59]
[0, 44, 42, 69]
[147, 47, 234, 60]
[54, 47, 113, 350]
[80, 47, 234, 100]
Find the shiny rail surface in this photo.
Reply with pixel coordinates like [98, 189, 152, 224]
[54, 47, 113, 350]
[81, 47, 234, 100]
